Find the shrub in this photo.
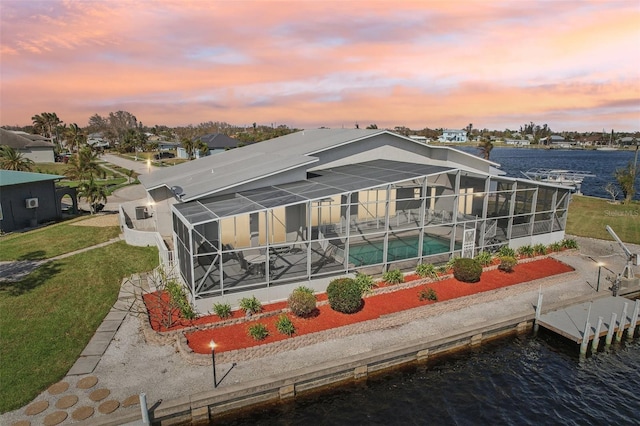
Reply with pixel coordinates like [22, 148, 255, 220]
[355, 272, 376, 294]
[562, 239, 578, 249]
[446, 256, 459, 271]
[294, 285, 315, 295]
[166, 280, 196, 320]
[327, 278, 362, 314]
[239, 296, 263, 315]
[416, 263, 438, 279]
[418, 287, 438, 301]
[474, 251, 493, 267]
[212, 302, 232, 320]
[498, 256, 518, 272]
[517, 245, 535, 258]
[275, 315, 295, 336]
[288, 288, 317, 317]
[247, 323, 269, 340]
[498, 246, 516, 258]
[549, 242, 563, 252]
[436, 265, 449, 275]
[533, 243, 547, 256]
[452, 258, 482, 283]
[382, 269, 404, 285]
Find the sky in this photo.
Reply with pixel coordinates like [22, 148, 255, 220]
[1, 0, 639, 132]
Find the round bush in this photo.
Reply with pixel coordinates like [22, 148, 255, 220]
[452, 258, 482, 283]
[288, 288, 317, 317]
[498, 256, 518, 272]
[326, 278, 363, 314]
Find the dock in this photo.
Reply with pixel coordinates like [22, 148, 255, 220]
[537, 296, 640, 354]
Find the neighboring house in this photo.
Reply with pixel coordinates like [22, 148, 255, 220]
[138, 128, 571, 311]
[176, 133, 240, 159]
[0, 129, 55, 163]
[408, 135, 428, 143]
[0, 170, 77, 232]
[438, 129, 467, 143]
[87, 133, 110, 149]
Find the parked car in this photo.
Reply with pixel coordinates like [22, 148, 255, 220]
[154, 152, 175, 160]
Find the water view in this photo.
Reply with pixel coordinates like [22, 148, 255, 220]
[459, 147, 640, 201]
[222, 335, 640, 425]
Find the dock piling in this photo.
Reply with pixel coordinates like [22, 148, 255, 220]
[605, 313, 616, 346]
[579, 319, 591, 356]
[616, 302, 628, 342]
[629, 300, 640, 340]
[592, 316, 603, 353]
[534, 291, 543, 335]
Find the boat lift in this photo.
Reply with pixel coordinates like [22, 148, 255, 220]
[522, 169, 595, 194]
[605, 225, 639, 295]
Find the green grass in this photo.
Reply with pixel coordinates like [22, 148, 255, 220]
[32, 162, 69, 175]
[0, 241, 159, 413]
[0, 218, 121, 261]
[566, 195, 640, 243]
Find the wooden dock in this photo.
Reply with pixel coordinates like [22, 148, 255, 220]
[537, 296, 640, 354]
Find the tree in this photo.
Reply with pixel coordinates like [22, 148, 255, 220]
[614, 162, 637, 204]
[477, 138, 494, 160]
[78, 177, 108, 214]
[65, 146, 100, 181]
[465, 123, 473, 140]
[0, 146, 34, 171]
[603, 183, 621, 203]
[366, 124, 378, 129]
[181, 137, 196, 160]
[65, 123, 86, 152]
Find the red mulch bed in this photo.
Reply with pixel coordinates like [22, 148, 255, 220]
[174, 257, 573, 355]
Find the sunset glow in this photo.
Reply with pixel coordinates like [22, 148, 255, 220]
[1, 0, 639, 131]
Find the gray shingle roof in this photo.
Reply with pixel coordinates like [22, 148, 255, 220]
[0, 129, 55, 149]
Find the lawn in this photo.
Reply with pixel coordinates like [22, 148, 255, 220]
[566, 195, 639, 243]
[0, 241, 159, 413]
[0, 218, 121, 261]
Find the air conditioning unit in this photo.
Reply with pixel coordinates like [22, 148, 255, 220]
[26, 198, 39, 209]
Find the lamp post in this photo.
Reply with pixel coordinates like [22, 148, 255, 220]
[597, 263, 603, 292]
[209, 340, 217, 388]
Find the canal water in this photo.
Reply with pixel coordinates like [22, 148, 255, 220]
[459, 146, 640, 201]
[220, 335, 640, 425]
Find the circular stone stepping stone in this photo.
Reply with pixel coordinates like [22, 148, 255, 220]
[43, 411, 67, 426]
[98, 400, 120, 414]
[71, 406, 94, 421]
[89, 388, 110, 401]
[55, 395, 78, 409]
[76, 376, 98, 389]
[11, 420, 31, 426]
[122, 395, 140, 407]
[24, 400, 48, 416]
[47, 381, 69, 395]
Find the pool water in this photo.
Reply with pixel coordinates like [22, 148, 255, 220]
[348, 235, 459, 266]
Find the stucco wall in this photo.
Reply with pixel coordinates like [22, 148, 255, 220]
[23, 147, 55, 163]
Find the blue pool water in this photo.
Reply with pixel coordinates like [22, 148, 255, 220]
[348, 236, 458, 266]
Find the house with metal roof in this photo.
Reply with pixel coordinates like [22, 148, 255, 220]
[176, 133, 241, 159]
[137, 128, 571, 311]
[0, 129, 56, 163]
[0, 170, 77, 232]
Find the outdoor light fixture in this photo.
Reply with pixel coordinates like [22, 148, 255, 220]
[210, 340, 217, 388]
[597, 262, 604, 292]
[147, 159, 151, 173]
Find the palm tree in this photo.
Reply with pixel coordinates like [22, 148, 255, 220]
[65, 146, 100, 181]
[65, 123, 86, 152]
[0, 146, 34, 171]
[181, 137, 196, 160]
[78, 177, 108, 214]
[477, 138, 494, 160]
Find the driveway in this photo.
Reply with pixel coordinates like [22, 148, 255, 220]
[100, 153, 158, 175]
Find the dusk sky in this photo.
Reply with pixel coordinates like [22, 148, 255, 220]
[1, 0, 639, 132]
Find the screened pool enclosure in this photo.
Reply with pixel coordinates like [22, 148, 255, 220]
[171, 160, 571, 301]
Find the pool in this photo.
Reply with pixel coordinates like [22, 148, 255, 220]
[348, 235, 459, 266]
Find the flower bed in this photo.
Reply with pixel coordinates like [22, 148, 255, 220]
[180, 257, 573, 354]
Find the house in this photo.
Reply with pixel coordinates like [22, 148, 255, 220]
[137, 129, 572, 311]
[0, 170, 77, 232]
[87, 133, 110, 149]
[0, 129, 56, 163]
[176, 133, 240, 159]
[438, 129, 467, 143]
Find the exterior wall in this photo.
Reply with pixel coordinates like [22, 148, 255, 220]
[22, 147, 55, 163]
[148, 186, 179, 236]
[0, 181, 60, 232]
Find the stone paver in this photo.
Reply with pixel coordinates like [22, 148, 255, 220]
[98, 400, 120, 414]
[89, 389, 110, 402]
[54, 395, 78, 410]
[24, 401, 48, 416]
[42, 411, 67, 426]
[121, 395, 140, 408]
[11, 420, 30, 426]
[81, 331, 117, 357]
[76, 376, 99, 389]
[67, 356, 101, 376]
[71, 406, 94, 421]
[47, 382, 69, 395]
